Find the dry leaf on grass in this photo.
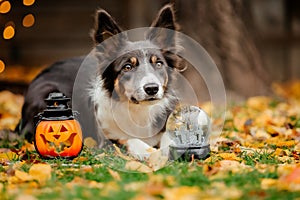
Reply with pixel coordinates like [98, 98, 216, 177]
[148, 150, 168, 171]
[0, 151, 18, 162]
[113, 144, 132, 161]
[108, 168, 121, 181]
[28, 164, 52, 185]
[246, 96, 271, 111]
[84, 137, 98, 148]
[218, 152, 241, 161]
[125, 161, 153, 173]
[15, 194, 38, 200]
[15, 170, 33, 182]
[261, 178, 278, 190]
[163, 186, 201, 200]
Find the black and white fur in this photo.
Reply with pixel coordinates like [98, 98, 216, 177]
[18, 4, 183, 158]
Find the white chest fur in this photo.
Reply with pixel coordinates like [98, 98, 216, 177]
[90, 78, 172, 147]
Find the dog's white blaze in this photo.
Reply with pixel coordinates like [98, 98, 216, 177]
[140, 73, 163, 97]
[124, 73, 163, 101]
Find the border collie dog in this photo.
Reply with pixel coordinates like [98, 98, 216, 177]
[19, 4, 184, 156]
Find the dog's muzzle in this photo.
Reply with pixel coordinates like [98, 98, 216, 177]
[143, 83, 159, 96]
[130, 83, 163, 104]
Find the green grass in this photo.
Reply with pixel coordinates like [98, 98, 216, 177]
[1, 142, 300, 200]
[241, 150, 281, 166]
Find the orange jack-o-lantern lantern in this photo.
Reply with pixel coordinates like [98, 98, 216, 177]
[34, 93, 83, 158]
[35, 120, 83, 157]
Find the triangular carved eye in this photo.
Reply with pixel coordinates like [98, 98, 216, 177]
[48, 126, 54, 133]
[60, 125, 68, 132]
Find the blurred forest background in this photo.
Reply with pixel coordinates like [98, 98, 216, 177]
[0, 0, 300, 102]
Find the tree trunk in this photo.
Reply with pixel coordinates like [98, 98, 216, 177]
[176, 0, 272, 100]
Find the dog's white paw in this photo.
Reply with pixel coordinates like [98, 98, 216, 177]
[159, 132, 175, 157]
[126, 138, 157, 160]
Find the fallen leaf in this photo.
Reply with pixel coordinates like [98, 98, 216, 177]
[131, 194, 158, 200]
[72, 156, 88, 162]
[280, 167, 300, 184]
[124, 181, 146, 191]
[66, 176, 91, 188]
[125, 161, 153, 173]
[148, 150, 168, 171]
[113, 144, 132, 161]
[218, 152, 241, 161]
[275, 140, 296, 148]
[15, 170, 33, 182]
[261, 178, 278, 190]
[0, 151, 18, 162]
[15, 194, 37, 200]
[247, 96, 271, 111]
[163, 186, 201, 200]
[272, 81, 300, 100]
[84, 137, 97, 148]
[278, 166, 300, 191]
[29, 164, 51, 185]
[101, 181, 119, 196]
[144, 182, 165, 196]
[218, 160, 247, 173]
[277, 164, 297, 177]
[20, 142, 36, 152]
[108, 168, 121, 181]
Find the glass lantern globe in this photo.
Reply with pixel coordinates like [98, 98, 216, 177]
[166, 105, 211, 161]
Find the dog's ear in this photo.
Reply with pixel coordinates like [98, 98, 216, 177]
[150, 4, 179, 31]
[92, 9, 123, 44]
[147, 4, 186, 71]
[147, 4, 179, 49]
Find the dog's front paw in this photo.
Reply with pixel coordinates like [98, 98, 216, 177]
[126, 138, 157, 160]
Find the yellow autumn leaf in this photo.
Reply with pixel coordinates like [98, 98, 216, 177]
[233, 116, 248, 131]
[15, 194, 38, 200]
[277, 166, 300, 191]
[272, 148, 284, 156]
[272, 81, 300, 100]
[280, 166, 300, 183]
[108, 168, 121, 181]
[15, 170, 33, 182]
[84, 137, 98, 148]
[247, 96, 271, 111]
[148, 150, 168, 171]
[124, 181, 146, 191]
[113, 144, 132, 161]
[66, 176, 94, 188]
[218, 160, 248, 173]
[163, 186, 201, 200]
[276, 140, 296, 148]
[125, 161, 153, 173]
[20, 142, 36, 152]
[101, 181, 119, 196]
[0, 151, 18, 161]
[218, 152, 241, 161]
[29, 164, 52, 185]
[261, 178, 278, 190]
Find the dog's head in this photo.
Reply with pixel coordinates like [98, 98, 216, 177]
[92, 4, 183, 104]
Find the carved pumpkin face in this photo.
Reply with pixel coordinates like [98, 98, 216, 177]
[35, 120, 83, 158]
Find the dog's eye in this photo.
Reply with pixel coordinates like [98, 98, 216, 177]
[122, 64, 133, 72]
[156, 61, 163, 68]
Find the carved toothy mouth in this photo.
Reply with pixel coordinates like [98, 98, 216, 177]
[39, 132, 77, 153]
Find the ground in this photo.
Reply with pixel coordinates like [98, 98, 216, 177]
[1, 81, 300, 200]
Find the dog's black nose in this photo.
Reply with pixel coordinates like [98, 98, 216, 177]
[144, 83, 159, 96]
